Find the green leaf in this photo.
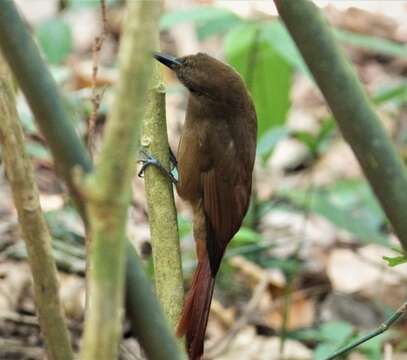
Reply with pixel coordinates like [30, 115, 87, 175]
[177, 215, 192, 240]
[260, 257, 300, 275]
[231, 227, 261, 246]
[292, 118, 336, 156]
[335, 29, 407, 59]
[68, 0, 116, 8]
[314, 343, 340, 360]
[320, 321, 354, 344]
[358, 332, 389, 360]
[313, 321, 354, 360]
[225, 22, 293, 138]
[256, 126, 289, 161]
[292, 130, 318, 154]
[160, 6, 240, 32]
[261, 20, 310, 75]
[18, 111, 37, 135]
[26, 142, 51, 161]
[197, 14, 241, 40]
[280, 180, 389, 246]
[383, 255, 407, 267]
[372, 83, 407, 106]
[36, 18, 73, 64]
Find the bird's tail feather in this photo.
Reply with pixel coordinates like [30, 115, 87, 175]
[177, 257, 215, 360]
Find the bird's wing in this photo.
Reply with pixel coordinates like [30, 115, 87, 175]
[201, 147, 251, 274]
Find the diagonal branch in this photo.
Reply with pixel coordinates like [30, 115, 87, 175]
[274, 0, 407, 251]
[324, 300, 407, 360]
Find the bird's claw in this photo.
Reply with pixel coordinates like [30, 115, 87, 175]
[138, 150, 160, 178]
[138, 149, 178, 184]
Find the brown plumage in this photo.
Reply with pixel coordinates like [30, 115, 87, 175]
[154, 52, 257, 359]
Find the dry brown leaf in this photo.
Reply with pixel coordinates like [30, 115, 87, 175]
[263, 292, 316, 331]
[0, 262, 30, 313]
[229, 256, 285, 290]
[210, 326, 311, 360]
[58, 273, 85, 320]
[71, 59, 117, 89]
[327, 245, 407, 307]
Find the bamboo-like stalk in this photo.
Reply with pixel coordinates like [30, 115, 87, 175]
[0, 1, 182, 359]
[80, 2, 168, 359]
[274, 0, 407, 251]
[0, 55, 73, 360]
[142, 68, 184, 329]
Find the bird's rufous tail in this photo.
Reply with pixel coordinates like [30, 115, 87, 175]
[177, 256, 215, 360]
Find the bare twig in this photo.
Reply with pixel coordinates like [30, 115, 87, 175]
[88, 0, 108, 154]
[324, 300, 407, 360]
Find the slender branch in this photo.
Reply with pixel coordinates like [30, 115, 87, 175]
[0, 55, 73, 360]
[324, 300, 407, 360]
[141, 69, 184, 328]
[0, 1, 182, 359]
[0, 1, 92, 213]
[80, 1, 176, 359]
[274, 0, 407, 251]
[88, 0, 107, 153]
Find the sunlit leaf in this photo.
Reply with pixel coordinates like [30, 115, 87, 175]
[383, 255, 407, 267]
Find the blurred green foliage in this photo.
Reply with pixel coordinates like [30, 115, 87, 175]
[225, 22, 292, 138]
[36, 18, 73, 64]
[279, 179, 389, 246]
[383, 247, 407, 267]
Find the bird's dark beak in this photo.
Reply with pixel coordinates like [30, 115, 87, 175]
[153, 52, 182, 70]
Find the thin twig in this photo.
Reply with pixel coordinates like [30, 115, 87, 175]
[324, 300, 407, 360]
[88, 0, 107, 154]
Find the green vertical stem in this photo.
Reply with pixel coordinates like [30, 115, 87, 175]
[0, 1, 182, 359]
[142, 69, 184, 329]
[274, 0, 407, 251]
[0, 56, 73, 360]
[80, 1, 164, 359]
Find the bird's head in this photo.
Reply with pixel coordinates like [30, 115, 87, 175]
[154, 52, 249, 109]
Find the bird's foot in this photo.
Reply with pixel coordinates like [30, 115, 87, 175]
[138, 149, 178, 184]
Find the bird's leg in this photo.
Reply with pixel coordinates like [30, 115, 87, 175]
[138, 148, 178, 184]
